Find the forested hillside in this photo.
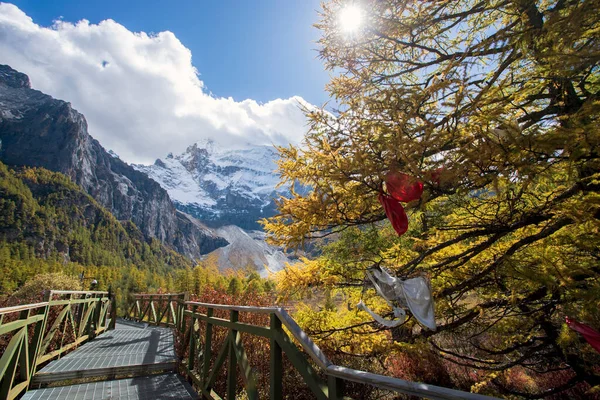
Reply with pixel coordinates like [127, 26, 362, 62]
[0, 160, 275, 313]
[0, 161, 191, 294]
[0, 64, 227, 260]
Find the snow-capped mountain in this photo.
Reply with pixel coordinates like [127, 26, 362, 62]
[134, 140, 287, 230]
[133, 140, 301, 273]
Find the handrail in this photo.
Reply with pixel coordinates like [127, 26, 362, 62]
[0, 302, 49, 314]
[273, 307, 331, 370]
[132, 292, 186, 298]
[180, 301, 279, 314]
[176, 301, 332, 369]
[127, 293, 187, 329]
[0, 289, 117, 399]
[326, 365, 486, 400]
[182, 301, 496, 400]
[0, 292, 111, 314]
[50, 290, 109, 295]
[127, 294, 500, 400]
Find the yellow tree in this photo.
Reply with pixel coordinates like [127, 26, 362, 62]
[264, 0, 600, 396]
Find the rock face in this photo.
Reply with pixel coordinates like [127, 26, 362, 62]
[209, 225, 297, 277]
[0, 65, 227, 259]
[133, 140, 289, 230]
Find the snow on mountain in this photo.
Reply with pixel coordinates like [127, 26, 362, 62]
[208, 225, 296, 277]
[132, 139, 302, 273]
[133, 139, 287, 230]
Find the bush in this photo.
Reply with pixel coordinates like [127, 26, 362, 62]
[2, 272, 82, 307]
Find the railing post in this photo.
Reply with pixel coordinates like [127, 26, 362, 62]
[150, 295, 158, 324]
[18, 309, 31, 382]
[108, 286, 117, 330]
[83, 294, 95, 338]
[201, 307, 213, 386]
[270, 313, 283, 400]
[143, 295, 152, 323]
[90, 294, 102, 338]
[177, 293, 189, 334]
[138, 299, 143, 320]
[227, 310, 239, 400]
[57, 294, 72, 360]
[75, 293, 84, 338]
[128, 297, 136, 320]
[175, 293, 182, 333]
[170, 296, 178, 327]
[166, 295, 172, 326]
[0, 316, 23, 398]
[328, 375, 344, 400]
[187, 304, 198, 374]
[29, 290, 51, 382]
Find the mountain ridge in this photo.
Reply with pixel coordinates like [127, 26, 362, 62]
[133, 140, 288, 230]
[0, 64, 227, 259]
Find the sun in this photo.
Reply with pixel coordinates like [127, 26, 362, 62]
[339, 5, 364, 33]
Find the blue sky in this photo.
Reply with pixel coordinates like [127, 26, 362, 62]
[11, 0, 331, 105]
[0, 1, 334, 163]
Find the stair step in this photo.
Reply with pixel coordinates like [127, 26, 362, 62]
[24, 373, 198, 400]
[31, 361, 176, 385]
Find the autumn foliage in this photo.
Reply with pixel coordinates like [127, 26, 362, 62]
[264, 0, 600, 397]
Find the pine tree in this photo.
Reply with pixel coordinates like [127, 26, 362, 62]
[227, 277, 243, 296]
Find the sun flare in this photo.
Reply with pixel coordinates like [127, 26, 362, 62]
[339, 5, 363, 33]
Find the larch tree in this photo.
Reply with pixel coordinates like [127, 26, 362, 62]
[264, 0, 600, 396]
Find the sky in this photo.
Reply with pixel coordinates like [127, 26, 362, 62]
[0, 1, 334, 164]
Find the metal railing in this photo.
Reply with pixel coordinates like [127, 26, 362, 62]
[127, 292, 187, 328]
[126, 293, 500, 400]
[0, 290, 116, 399]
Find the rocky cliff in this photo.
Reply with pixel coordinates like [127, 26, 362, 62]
[0, 65, 227, 259]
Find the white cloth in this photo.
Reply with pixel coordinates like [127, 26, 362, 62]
[358, 268, 437, 331]
[357, 300, 406, 327]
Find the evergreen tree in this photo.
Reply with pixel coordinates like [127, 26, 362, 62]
[228, 277, 243, 296]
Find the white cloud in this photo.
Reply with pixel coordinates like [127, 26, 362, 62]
[0, 3, 312, 164]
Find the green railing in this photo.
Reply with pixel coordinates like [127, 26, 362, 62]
[0, 290, 116, 399]
[127, 292, 187, 328]
[127, 293, 500, 400]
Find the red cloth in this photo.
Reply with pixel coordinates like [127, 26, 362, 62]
[428, 168, 443, 185]
[378, 193, 408, 236]
[566, 316, 600, 353]
[385, 172, 424, 203]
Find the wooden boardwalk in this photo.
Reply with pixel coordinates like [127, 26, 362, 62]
[1, 290, 500, 400]
[23, 319, 198, 400]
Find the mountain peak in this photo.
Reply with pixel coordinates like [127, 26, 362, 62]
[183, 138, 277, 158]
[0, 64, 227, 259]
[134, 142, 286, 230]
[180, 143, 210, 171]
[0, 64, 31, 89]
[190, 138, 216, 154]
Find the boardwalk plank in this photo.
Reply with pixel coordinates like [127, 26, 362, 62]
[26, 319, 199, 399]
[23, 373, 198, 400]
